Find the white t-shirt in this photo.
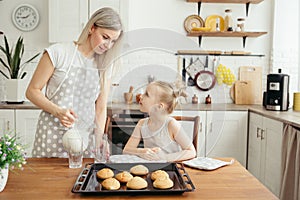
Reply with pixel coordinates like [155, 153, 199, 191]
[44, 42, 112, 99]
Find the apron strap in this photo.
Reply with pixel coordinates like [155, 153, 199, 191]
[48, 44, 78, 100]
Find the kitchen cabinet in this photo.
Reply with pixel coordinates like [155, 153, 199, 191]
[0, 109, 40, 157]
[248, 112, 283, 197]
[186, 0, 267, 47]
[172, 110, 247, 166]
[205, 111, 247, 166]
[0, 109, 15, 135]
[48, 0, 127, 43]
[48, 0, 88, 43]
[15, 110, 41, 157]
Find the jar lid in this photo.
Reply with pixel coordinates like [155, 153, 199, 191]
[237, 18, 245, 21]
[225, 9, 232, 12]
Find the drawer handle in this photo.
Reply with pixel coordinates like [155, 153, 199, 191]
[256, 127, 261, 138]
[261, 129, 265, 140]
[7, 121, 10, 131]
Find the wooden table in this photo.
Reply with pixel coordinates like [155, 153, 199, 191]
[2, 158, 278, 200]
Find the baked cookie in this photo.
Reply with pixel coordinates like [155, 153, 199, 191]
[101, 177, 121, 190]
[115, 171, 133, 183]
[126, 176, 148, 190]
[130, 164, 149, 176]
[96, 168, 114, 179]
[151, 170, 169, 181]
[153, 177, 174, 189]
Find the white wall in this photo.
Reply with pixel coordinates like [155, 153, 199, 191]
[0, 0, 298, 104]
[0, 0, 49, 100]
[272, 0, 299, 97]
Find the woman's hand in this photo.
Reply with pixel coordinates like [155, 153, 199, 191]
[56, 108, 77, 127]
[138, 147, 161, 161]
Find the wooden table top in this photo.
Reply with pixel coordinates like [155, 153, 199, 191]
[2, 158, 278, 200]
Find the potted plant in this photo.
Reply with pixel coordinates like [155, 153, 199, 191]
[0, 133, 27, 192]
[0, 35, 40, 103]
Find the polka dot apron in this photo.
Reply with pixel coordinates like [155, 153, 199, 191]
[32, 46, 101, 158]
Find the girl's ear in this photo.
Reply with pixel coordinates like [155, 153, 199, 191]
[159, 102, 165, 110]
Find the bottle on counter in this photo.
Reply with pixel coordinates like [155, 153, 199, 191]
[224, 9, 233, 31]
[205, 95, 212, 104]
[192, 94, 199, 104]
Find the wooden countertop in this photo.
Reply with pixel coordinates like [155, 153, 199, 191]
[2, 158, 278, 200]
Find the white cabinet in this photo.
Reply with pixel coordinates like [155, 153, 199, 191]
[206, 111, 248, 167]
[15, 110, 41, 157]
[0, 109, 40, 157]
[0, 109, 15, 135]
[48, 0, 88, 43]
[248, 112, 283, 197]
[48, 0, 128, 43]
[172, 110, 247, 166]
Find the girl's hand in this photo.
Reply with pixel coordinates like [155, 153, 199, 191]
[138, 148, 161, 161]
[56, 108, 77, 127]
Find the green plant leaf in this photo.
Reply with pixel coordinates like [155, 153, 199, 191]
[0, 69, 10, 79]
[11, 36, 24, 79]
[20, 72, 27, 79]
[0, 35, 39, 79]
[0, 57, 12, 77]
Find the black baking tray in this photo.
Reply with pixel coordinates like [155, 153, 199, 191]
[72, 162, 195, 195]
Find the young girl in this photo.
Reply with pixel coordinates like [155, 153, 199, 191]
[123, 81, 197, 162]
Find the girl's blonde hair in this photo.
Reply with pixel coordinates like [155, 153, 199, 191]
[152, 80, 188, 114]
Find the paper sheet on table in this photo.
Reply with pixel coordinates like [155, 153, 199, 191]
[183, 157, 234, 170]
[109, 154, 167, 163]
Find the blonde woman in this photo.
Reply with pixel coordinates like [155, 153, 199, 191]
[123, 81, 196, 162]
[26, 7, 122, 158]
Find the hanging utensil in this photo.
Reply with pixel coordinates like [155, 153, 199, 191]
[194, 56, 216, 91]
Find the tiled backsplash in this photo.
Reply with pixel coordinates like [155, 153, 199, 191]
[109, 50, 269, 104]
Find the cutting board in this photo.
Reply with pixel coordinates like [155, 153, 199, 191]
[239, 66, 262, 104]
[235, 81, 254, 104]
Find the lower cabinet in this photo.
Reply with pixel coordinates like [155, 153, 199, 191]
[0, 109, 41, 157]
[248, 112, 283, 197]
[172, 110, 248, 167]
[0, 109, 15, 134]
[206, 111, 248, 167]
[15, 110, 41, 157]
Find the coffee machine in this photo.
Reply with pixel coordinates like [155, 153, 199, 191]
[263, 69, 289, 111]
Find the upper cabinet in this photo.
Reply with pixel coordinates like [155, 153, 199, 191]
[48, 0, 88, 43]
[48, 0, 128, 43]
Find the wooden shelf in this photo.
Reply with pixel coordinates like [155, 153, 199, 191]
[186, 0, 263, 3]
[187, 31, 267, 37]
[187, 31, 267, 47]
[176, 50, 265, 57]
[187, 0, 264, 16]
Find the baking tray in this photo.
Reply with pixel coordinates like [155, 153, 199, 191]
[72, 162, 195, 195]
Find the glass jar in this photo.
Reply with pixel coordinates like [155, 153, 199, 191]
[224, 9, 233, 31]
[236, 18, 245, 32]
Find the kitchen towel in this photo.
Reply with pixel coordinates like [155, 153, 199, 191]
[183, 157, 234, 170]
